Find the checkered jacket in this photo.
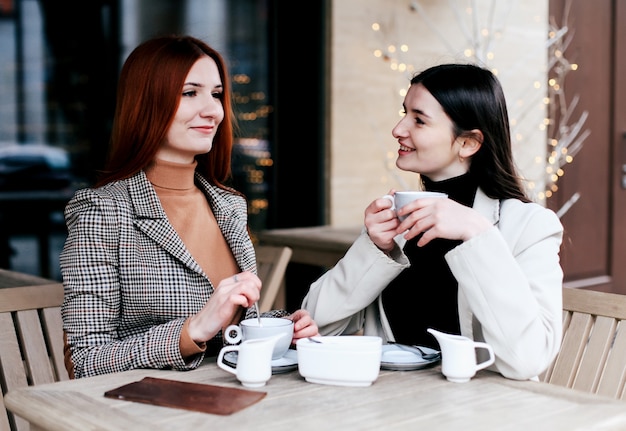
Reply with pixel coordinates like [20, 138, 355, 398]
[60, 170, 260, 378]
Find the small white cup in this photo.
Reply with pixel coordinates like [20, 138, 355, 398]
[382, 191, 448, 221]
[427, 328, 495, 383]
[224, 317, 294, 360]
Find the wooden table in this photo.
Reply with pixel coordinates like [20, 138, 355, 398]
[6, 358, 626, 430]
[256, 226, 361, 309]
[0, 268, 57, 289]
[256, 225, 361, 268]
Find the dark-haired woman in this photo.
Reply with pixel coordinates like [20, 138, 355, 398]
[61, 35, 317, 378]
[302, 63, 563, 381]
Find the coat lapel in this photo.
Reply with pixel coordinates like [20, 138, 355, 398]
[128, 171, 204, 275]
[472, 188, 500, 226]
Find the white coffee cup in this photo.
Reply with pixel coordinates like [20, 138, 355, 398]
[217, 333, 285, 387]
[427, 328, 495, 383]
[382, 191, 448, 221]
[224, 317, 294, 360]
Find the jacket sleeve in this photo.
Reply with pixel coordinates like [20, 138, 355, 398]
[60, 188, 201, 378]
[302, 231, 409, 335]
[445, 201, 564, 380]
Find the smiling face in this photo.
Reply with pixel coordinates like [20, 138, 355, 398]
[157, 56, 225, 163]
[391, 83, 469, 182]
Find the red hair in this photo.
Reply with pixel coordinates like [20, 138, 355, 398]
[96, 35, 235, 189]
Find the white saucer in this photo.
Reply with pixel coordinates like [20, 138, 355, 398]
[380, 344, 440, 371]
[224, 349, 298, 374]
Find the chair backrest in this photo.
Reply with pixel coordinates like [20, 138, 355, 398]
[541, 287, 626, 400]
[0, 280, 68, 431]
[254, 245, 292, 313]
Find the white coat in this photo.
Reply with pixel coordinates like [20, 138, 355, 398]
[302, 188, 564, 380]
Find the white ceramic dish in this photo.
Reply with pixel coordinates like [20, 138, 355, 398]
[296, 336, 382, 387]
[380, 344, 440, 371]
[224, 348, 298, 374]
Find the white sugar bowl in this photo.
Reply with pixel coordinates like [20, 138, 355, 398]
[296, 336, 382, 387]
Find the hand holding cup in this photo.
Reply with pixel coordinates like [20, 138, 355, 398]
[382, 191, 448, 221]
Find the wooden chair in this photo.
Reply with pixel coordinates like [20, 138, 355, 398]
[254, 245, 292, 312]
[541, 287, 626, 400]
[0, 278, 68, 431]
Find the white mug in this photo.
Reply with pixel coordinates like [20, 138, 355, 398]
[224, 317, 294, 360]
[427, 328, 495, 383]
[382, 191, 448, 221]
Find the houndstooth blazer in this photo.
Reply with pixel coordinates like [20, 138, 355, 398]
[60, 170, 261, 378]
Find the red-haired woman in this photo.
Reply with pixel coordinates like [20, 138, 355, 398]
[60, 35, 318, 378]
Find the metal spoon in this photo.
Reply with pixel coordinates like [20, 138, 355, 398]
[253, 302, 262, 327]
[388, 341, 440, 360]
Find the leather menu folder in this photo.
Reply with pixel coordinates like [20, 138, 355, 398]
[104, 376, 266, 415]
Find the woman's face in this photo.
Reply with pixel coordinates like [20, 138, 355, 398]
[158, 56, 225, 163]
[391, 83, 467, 181]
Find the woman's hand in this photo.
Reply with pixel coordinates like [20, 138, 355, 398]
[187, 271, 261, 343]
[286, 309, 319, 343]
[396, 197, 492, 246]
[364, 189, 401, 253]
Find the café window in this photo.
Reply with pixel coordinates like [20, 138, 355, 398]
[0, 0, 274, 276]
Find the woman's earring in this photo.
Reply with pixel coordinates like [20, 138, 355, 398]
[459, 155, 465, 163]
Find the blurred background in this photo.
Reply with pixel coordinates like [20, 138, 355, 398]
[0, 0, 326, 286]
[1, 0, 625, 308]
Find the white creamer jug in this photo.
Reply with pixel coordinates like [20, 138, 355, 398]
[217, 333, 285, 387]
[427, 328, 495, 383]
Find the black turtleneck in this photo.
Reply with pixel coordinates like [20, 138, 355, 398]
[381, 172, 478, 348]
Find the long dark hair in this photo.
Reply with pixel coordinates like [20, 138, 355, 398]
[96, 35, 236, 190]
[411, 63, 530, 202]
